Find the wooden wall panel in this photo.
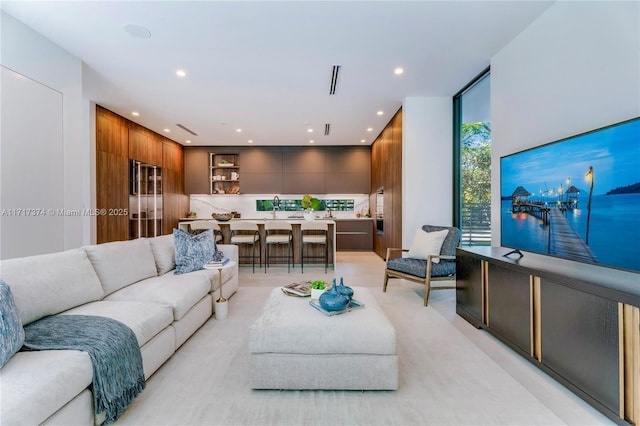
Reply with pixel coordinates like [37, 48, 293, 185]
[96, 150, 128, 243]
[96, 106, 127, 156]
[184, 147, 211, 194]
[129, 125, 162, 166]
[371, 107, 402, 258]
[162, 140, 188, 235]
[96, 106, 186, 243]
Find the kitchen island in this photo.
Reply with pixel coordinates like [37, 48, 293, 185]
[179, 218, 336, 269]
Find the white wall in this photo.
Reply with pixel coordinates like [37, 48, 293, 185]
[490, 1, 640, 246]
[1, 12, 91, 257]
[402, 97, 452, 247]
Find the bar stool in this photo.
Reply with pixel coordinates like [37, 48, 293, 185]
[300, 221, 328, 273]
[229, 221, 261, 273]
[189, 220, 224, 243]
[264, 220, 294, 273]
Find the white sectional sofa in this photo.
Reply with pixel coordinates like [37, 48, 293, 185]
[0, 234, 238, 425]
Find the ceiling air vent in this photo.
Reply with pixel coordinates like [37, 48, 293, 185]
[329, 65, 341, 95]
[324, 123, 331, 136]
[176, 124, 198, 136]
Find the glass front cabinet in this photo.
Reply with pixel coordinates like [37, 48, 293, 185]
[129, 160, 162, 239]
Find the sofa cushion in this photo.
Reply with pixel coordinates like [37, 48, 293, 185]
[187, 263, 235, 293]
[104, 274, 211, 321]
[421, 225, 461, 257]
[62, 301, 174, 347]
[84, 239, 158, 296]
[0, 281, 25, 368]
[173, 229, 214, 274]
[0, 350, 93, 426]
[406, 228, 448, 263]
[0, 248, 104, 325]
[148, 234, 176, 275]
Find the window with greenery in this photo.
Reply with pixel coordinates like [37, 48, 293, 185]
[453, 69, 491, 246]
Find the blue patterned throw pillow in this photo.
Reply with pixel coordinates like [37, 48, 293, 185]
[0, 280, 25, 368]
[173, 228, 215, 274]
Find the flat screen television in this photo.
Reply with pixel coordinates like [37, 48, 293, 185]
[500, 117, 640, 273]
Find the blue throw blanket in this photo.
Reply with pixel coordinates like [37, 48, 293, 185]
[22, 315, 146, 424]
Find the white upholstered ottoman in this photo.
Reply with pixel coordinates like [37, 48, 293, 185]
[248, 287, 398, 390]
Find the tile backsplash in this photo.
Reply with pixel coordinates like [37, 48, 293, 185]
[189, 194, 369, 219]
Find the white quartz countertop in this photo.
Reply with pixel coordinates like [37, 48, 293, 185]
[179, 217, 336, 224]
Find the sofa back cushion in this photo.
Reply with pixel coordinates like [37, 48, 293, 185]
[421, 225, 461, 256]
[84, 238, 158, 296]
[148, 234, 176, 275]
[0, 248, 104, 325]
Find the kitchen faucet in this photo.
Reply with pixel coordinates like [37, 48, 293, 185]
[272, 195, 280, 218]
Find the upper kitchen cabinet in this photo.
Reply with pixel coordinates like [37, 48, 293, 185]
[325, 146, 370, 193]
[282, 148, 326, 193]
[129, 125, 162, 166]
[241, 147, 283, 194]
[183, 145, 371, 195]
[184, 148, 211, 194]
[242, 147, 283, 172]
[325, 146, 370, 173]
[282, 148, 325, 173]
[282, 172, 325, 194]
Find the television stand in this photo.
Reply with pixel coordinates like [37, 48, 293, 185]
[456, 246, 640, 425]
[502, 248, 524, 259]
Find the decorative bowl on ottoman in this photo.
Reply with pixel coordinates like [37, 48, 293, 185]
[212, 212, 234, 221]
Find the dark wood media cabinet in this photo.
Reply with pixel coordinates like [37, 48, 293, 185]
[456, 247, 640, 425]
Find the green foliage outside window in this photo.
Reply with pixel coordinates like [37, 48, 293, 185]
[461, 122, 491, 204]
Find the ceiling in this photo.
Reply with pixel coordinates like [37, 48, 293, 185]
[1, 1, 552, 147]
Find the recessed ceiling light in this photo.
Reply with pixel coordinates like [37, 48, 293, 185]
[367, 127, 373, 132]
[377, 110, 384, 116]
[124, 23, 151, 39]
[360, 139, 366, 143]
[394, 67, 404, 75]
[236, 128, 242, 133]
[185, 140, 191, 144]
[307, 128, 314, 133]
[164, 128, 170, 133]
[248, 140, 253, 144]
[309, 140, 315, 144]
[176, 69, 186, 78]
[132, 111, 140, 117]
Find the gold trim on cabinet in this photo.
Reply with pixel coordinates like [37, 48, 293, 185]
[530, 277, 534, 357]
[622, 304, 640, 423]
[482, 260, 489, 326]
[532, 276, 541, 362]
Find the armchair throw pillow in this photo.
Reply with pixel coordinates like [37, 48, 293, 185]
[173, 228, 215, 274]
[0, 280, 25, 368]
[406, 229, 449, 263]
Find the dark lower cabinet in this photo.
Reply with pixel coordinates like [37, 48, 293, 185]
[456, 247, 640, 425]
[455, 254, 483, 327]
[487, 264, 531, 355]
[540, 278, 620, 415]
[335, 220, 373, 251]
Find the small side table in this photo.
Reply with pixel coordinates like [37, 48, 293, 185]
[214, 261, 236, 320]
